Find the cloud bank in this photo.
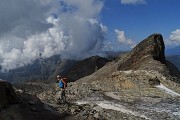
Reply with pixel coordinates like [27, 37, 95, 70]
[120, 0, 146, 5]
[0, 0, 106, 71]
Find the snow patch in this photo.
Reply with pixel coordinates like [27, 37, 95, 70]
[76, 100, 90, 105]
[123, 70, 132, 74]
[156, 84, 180, 96]
[97, 101, 150, 120]
[76, 99, 150, 120]
[105, 92, 121, 100]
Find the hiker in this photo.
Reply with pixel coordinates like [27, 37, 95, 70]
[56, 75, 67, 104]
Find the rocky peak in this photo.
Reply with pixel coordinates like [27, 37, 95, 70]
[64, 56, 109, 82]
[118, 33, 166, 71]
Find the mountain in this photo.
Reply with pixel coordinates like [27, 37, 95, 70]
[166, 55, 180, 70]
[1, 33, 180, 120]
[0, 55, 61, 83]
[0, 55, 109, 83]
[116, 33, 180, 78]
[166, 45, 180, 55]
[48, 56, 110, 82]
[18, 33, 180, 119]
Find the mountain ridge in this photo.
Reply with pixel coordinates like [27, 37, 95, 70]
[0, 33, 180, 120]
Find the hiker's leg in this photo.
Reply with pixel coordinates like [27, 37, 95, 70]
[62, 90, 66, 103]
[59, 88, 63, 102]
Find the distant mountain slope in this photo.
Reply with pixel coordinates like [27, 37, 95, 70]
[0, 55, 109, 83]
[166, 55, 180, 70]
[166, 45, 180, 55]
[48, 56, 110, 82]
[0, 55, 61, 83]
[104, 51, 128, 57]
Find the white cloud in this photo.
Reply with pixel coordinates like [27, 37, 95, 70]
[169, 29, 180, 42]
[114, 29, 136, 48]
[165, 29, 180, 46]
[0, 0, 106, 71]
[120, 0, 146, 5]
[164, 29, 180, 49]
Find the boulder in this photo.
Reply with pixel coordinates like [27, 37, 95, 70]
[149, 77, 161, 87]
[0, 80, 18, 110]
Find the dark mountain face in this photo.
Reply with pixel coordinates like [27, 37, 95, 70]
[166, 55, 180, 70]
[48, 56, 110, 82]
[65, 56, 109, 82]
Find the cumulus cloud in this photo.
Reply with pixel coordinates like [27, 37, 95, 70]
[0, 0, 54, 37]
[0, 0, 106, 71]
[169, 29, 180, 42]
[114, 29, 135, 48]
[165, 29, 180, 46]
[120, 0, 146, 5]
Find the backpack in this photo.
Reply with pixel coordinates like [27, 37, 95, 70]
[59, 78, 68, 88]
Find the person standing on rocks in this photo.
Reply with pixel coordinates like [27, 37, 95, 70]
[57, 75, 67, 104]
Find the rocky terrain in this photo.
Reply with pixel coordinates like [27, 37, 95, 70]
[1, 33, 180, 120]
[0, 80, 62, 120]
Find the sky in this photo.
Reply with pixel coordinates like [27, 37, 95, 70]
[102, 0, 180, 51]
[0, 0, 180, 71]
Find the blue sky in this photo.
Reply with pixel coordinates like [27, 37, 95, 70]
[100, 0, 180, 51]
[0, 0, 179, 70]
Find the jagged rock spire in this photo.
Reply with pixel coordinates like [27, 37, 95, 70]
[118, 33, 166, 70]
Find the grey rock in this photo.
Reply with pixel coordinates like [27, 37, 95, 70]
[94, 113, 103, 120]
[93, 106, 103, 112]
[0, 80, 18, 110]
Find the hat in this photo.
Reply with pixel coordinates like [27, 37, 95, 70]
[57, 75, 61, 78]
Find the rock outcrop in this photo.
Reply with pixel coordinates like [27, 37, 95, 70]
[0, 80, 62, 120]
[0, 80, 18, 110]
[117, 33, 180, 79]
[118, 34, 166, 70]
